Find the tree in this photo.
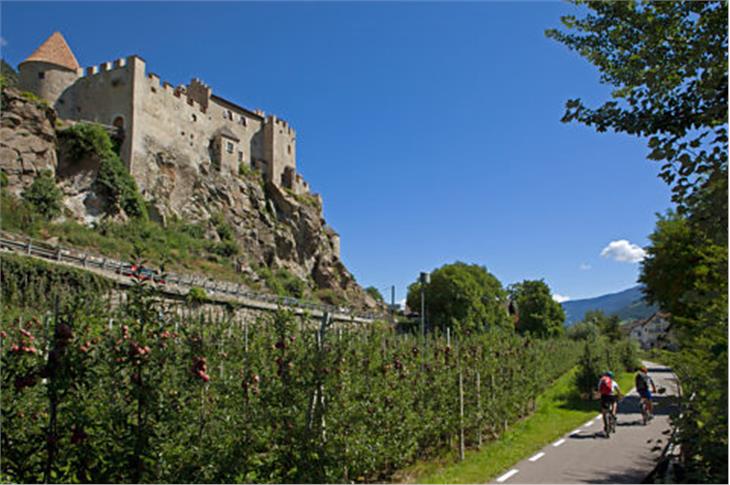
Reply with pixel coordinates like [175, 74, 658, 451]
[0, 59, 19, 89]
[582, 310, 621, 341]
[21, 170, 63, 220]
[508, 280, 565, 338]
[365, 286, 384, 303]
[546, 1, 728, 220]
[406, 262, 511, 333]
[640, 211, 727, 483]
[549, 4, 728, 480]
[566, 320, 599, 341]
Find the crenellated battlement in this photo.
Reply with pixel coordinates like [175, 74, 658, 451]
[266, 115, 295, 135]
[80, 55, 139, 78]
[144, 74, 207, 114]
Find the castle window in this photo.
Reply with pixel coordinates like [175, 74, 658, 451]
[239, 116, 247, 126]
[38, 71, 45, 79]
[191, 113, 197, 122]
[287, 145, 292, 155]
[226, 141, 234, 154]
[238, 151, 244, 162]
[224, 110, 233, 121]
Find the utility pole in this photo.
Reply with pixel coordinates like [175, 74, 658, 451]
[419, 272, 430, 338]
[390, 285, 395, 323]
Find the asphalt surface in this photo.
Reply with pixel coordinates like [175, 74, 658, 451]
[492, 361, 679, 484]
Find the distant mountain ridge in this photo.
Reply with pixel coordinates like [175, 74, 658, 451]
[561, 285, 657, 326]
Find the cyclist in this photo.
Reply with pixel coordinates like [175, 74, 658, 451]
[635, 366, 657, 418]
[598, 371, 621, 419]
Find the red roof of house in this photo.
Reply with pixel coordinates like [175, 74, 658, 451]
[20, 32, 80, 71]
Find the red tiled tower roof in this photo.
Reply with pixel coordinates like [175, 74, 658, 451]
[20, 32, 80, 71]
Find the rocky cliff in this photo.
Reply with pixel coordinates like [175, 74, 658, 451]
[0, 87, 377, 310]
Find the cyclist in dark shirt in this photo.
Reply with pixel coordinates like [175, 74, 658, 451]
[635, 366, 657, 417]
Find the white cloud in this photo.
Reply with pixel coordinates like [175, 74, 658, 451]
[579, 263, 592, 271]
[553, 293, 570, 303]
[600, 239, 646, 263]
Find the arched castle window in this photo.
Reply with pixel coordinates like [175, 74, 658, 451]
[239, 116, 247, 126]
[287, 145, 292, 155]
[191, 113, 197, 122]
[224, 110, 233, 121]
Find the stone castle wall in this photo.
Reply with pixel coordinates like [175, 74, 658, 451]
[19, 49, 312, 197]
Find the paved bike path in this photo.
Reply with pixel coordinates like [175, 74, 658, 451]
[491, 361, 678, 484]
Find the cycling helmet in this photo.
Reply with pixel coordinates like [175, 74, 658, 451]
[606, 371, 615, 378]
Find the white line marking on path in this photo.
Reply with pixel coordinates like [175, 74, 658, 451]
[571, 429, 582, 435]
[584, 420, 594, 427]
[553, 438, 566, 447]
[528, 452, 545, 462]
[496, 469, 519, 482]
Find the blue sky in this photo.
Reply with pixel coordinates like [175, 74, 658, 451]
[1, 1, 672, 303]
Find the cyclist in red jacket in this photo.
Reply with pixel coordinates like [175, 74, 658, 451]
[598, 371, 621, 418]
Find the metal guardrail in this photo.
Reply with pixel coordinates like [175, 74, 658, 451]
[0, 231, 380, 323]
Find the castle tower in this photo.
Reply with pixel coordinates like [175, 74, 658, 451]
[18, 32, 81, 107]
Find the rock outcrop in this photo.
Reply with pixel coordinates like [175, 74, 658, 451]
[0, 89, 57, 194]
[1, 87, 377, 310]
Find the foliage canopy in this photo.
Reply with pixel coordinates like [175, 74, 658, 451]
[508, 279, 565, 338]
[21, 170, 63, 220]
[406, 262, 511, 333]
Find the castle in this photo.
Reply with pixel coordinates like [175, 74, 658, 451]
[17, 32, 310, 195]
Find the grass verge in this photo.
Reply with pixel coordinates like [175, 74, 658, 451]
[395, 367, 635, 484]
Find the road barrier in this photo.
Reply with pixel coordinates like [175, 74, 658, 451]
[0, 231, 379, 323]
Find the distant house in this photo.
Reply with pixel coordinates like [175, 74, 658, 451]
[623, 312, 676, 350]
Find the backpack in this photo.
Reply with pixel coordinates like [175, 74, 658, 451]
[599, 376, 613, 395]
[636, 373, 649, 391]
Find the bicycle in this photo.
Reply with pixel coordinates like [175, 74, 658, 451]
[640, 396, 652, 425]
[601, 393, 621, 437]
[640, 387, 666, 425]
[602, 405, 617, 437]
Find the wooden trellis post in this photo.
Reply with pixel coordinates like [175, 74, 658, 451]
[476, 370, 482, 448]
[459, 369, 465, 461]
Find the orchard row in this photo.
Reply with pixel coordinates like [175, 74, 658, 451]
[1, 282, 587, 483]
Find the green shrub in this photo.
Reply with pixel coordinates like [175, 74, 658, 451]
[58, 123, 147, 219]
[209, 212, 235, 242]
[238, 162, 257, 179]
[186, 287, 208, 305]
[19, 90, 49, 107]
[0, 60, 19, 89]
[315, 288, 346, 306]
[0, 169, 8, 188]
[97, 155, 147, 218]
[21, 170, 63, 220]
[256, 267, 307, 298]
[575, 336, 638, 398]
[208, 240, 240, 258]
[58, 123, 114, 161]
[365, 286, 385, 303]
[180, 222, 206, 239]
